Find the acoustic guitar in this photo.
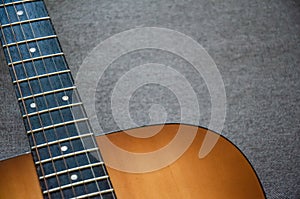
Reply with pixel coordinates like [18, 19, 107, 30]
[0, 0, 265, 198]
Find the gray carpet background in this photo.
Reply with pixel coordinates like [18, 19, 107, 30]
[0, 0, 299, 198]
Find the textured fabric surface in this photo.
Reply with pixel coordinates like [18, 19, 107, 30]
[0, 0, 299, 198]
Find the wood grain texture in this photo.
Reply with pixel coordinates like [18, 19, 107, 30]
[97, 124, 265, 199]
[0, 124, 265, 198]
[0, 153, 43, 199]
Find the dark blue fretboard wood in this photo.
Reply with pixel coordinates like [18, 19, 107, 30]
[0, 1, 116, 198]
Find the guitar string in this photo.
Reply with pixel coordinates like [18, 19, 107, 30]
[41, 1, 115, 197]
[18, 1, 80, 197]
[2, 1, 113, 198]
[22, 1, 105, 197]
[76, 104, 116, 198]
[7, 1, 78, 197]
[7, 2, 67, 198]
[0, 0, 51, 197]
[7, 1, 100, 197]
[29, 2, 100, 196]
[24, 4, 86, 199]
[39, 1, 115, 197]
[42, 14, 110, 199]
[74, 84, 116, 198]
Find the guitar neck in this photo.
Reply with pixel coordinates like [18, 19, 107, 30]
[0, 0, 116, 198]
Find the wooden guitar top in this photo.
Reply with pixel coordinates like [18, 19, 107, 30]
[0, 124, 265, 199]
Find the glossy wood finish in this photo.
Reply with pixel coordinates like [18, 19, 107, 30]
[0, 153, 43, 199]
[97, 124, 265, 199]
[0, 124, 265, 198]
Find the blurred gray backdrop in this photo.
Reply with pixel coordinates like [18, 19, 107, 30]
[0, 0, 299, 198]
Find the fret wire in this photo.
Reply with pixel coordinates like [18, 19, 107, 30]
[43, 176, 110, 194]
[74, 107, 114, 197]
[0, 1, 51, 196]
[72, 189, 115, 199]
[72, 104, 104, 196]
[27, 23, 88, 196]
[2, 2, 76, 198]
[0, 0, 36, 7]
[35, 147, 99, 164]
[0, 16, 50, 27]
[20, 6, 104, 191]
[32, 133, 94, 149]
[10, 2, 67, 197]
[23, 102, 83, 117]
[22, 19, 81, 199]
[1, 1, 115, 197]
[71, 77, 116, 197]
[45, 14, 106, 195]
[41, 31, 93, 195]
[26, 117, 88, 134]
[3, 34, 57, 47]
[4, 8, 84, 195]
[75, 90, 115, 195]
[39, 162, 104, 179]
[71, 114, 104, 196]
[13, 69, 71, 83]
[1, 0, 46, 170]
[7, 2, 73, 196]
[70, 59, 115, 196]
[8, 52, 64, 65]
[18, 86, 76, 100]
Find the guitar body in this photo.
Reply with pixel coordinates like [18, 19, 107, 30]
[0, 124, 265, 199]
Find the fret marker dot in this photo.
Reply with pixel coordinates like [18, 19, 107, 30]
[17, 10, 24, 16]
[30, 103, 36, 108]
[62, 95, 69, 101]
[29, 48, 36, 53]
[71, 174, 78, 181]
[61, 146, 68, 152]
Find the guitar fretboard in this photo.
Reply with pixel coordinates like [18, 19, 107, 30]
[0, 0, 116, 198]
